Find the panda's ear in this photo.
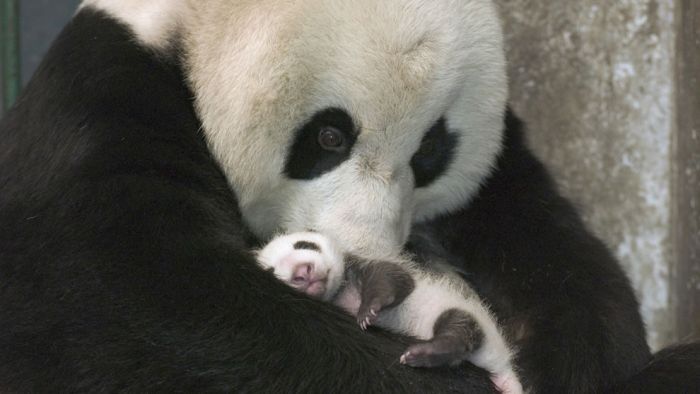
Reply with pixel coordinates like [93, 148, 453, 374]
[80, 0, 189, 49]
[410, 118, 459, 189]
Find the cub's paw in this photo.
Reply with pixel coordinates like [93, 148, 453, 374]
[256, 232, 345, 301]
[356, 289, 396, 330]
[492, 369, 523, 394]
[356, 304, 380, 330]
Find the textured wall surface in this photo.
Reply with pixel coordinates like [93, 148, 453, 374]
[495, 0, 677, 349]
[674, 0, 700, 342]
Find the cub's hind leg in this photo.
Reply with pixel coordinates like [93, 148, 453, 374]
[401, 306, 522, 393]
[400, 308, 483, 368]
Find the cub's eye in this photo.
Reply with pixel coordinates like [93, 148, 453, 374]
[318, 127, 345, 150]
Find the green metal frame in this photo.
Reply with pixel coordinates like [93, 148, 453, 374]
[1, 0, 21, 111]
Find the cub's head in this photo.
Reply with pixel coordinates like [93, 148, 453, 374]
[256, 232, 346, 302]
[82, 0, 507, 259]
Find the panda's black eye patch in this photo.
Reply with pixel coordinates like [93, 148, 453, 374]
[285, 108, 357, 180]
[410, 118, 458, 188]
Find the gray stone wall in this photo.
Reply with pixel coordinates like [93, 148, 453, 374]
[495, 0, 680, 349]
[674, 0, 700, 344]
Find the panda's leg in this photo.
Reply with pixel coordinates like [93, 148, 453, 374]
[400, 308, 483, 368]
[401, 307, 522, 394]
[349, 259, 416, 330]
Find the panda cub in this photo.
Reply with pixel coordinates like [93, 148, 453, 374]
[257, 232, 522, 394]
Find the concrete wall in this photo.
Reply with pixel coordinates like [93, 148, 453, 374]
[674, 0, 700, 344]
[494, 0, 687, 349]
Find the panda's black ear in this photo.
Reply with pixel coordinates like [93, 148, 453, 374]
[284, 108, 358, 180]
[410, 118, 458, 188]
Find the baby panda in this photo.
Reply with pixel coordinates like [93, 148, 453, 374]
[257, 232, 522, 394]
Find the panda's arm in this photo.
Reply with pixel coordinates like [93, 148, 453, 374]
[412, 111, 650, 393]
[0, 8, 501, 393]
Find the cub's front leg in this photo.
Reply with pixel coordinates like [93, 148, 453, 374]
[345, 257, 416, 330]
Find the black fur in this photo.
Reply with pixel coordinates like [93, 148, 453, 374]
[347, 258, 416, 327]
[0, 9, 496, 393]
[293, 240, 321, 252]
[284, 107, 357, 180]
[411, 118, 458, 188]
[434, 309, 485, 354]
[614, 342, 700, 393]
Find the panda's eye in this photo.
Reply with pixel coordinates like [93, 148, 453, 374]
[285, 108, 358, 180]
[318, 127, 345, 151]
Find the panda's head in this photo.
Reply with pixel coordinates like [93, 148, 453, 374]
[83, 0, 507, 259]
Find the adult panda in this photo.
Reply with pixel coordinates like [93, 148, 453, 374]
[1, 0, 698, 392]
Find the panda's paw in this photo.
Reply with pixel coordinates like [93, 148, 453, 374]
[256, 232, 345, 301]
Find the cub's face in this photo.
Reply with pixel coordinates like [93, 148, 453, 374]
[257, 232, 346, 302]
[182, 0, 508, 258]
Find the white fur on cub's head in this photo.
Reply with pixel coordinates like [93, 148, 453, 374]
[257, 232, 346, 301]
[81, 0, 507, 258]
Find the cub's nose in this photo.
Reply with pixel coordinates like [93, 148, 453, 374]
[291, 263, 314, 286]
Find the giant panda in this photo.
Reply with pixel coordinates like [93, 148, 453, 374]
[1, 0, 698, 393]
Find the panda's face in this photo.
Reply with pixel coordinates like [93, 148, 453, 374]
[183, 0, 507, 258]
[83, 0, 507, 259]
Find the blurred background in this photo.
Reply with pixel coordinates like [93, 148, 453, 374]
[1, 0, 698, 350]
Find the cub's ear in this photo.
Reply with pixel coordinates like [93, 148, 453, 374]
[292, 240, 321, 252]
